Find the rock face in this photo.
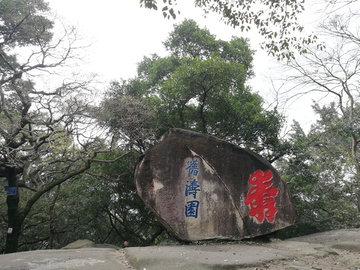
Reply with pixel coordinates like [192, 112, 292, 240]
[134, 129, 296, 241]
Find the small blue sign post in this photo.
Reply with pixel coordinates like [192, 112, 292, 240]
[6, 187, 17, 196]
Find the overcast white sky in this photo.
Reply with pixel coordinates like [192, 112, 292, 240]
[47, 0, 328, 133]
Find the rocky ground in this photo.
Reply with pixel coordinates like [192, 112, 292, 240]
[123, 229, 360, 270]
[111, 250, 134, 269]
[240, 249, 357, 270]
[116, 244, 359, 270]
[1, 229, 360, 270]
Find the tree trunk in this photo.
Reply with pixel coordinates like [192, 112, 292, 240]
[48, 185, 61, 249]
[350, 135, 360, 211]
[5, 167, 21, 254]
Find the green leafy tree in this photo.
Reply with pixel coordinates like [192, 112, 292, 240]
[277, 105, 360, 238]
[95, 19, 288, 244]
[104, 19, 287, 162]
[82, 151, 165, 246]
[2, 150, 166, 250]
[0, 0, 125, 253]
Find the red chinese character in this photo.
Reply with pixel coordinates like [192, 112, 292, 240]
[244, 170, 279, 223]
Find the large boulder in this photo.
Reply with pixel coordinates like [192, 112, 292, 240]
[135, 129, 296, 241]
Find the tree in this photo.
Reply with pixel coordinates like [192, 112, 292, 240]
[1, 150, 166, 250]
[95, 20, 288, 244]
[274, 12, 360, 236]
[97, 81, 158, 153]
[276, 107, 360, 238]
[82, 151, 166, 246]
[103, 19, 288, 162]
[0, 0, 124, 253]
[286, 12, 360, 194]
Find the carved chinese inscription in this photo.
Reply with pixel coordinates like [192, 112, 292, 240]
[185, 160, 201, 218]
[245, 170, 279, 223]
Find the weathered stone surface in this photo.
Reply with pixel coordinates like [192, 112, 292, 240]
[134, 128, 296, 241]
[62, 239, 95, 249]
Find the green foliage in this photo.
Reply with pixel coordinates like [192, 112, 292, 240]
[0, 0, 53, 79]
[55, 151, 164, 248]
[163, 19, 218, 60]
[0, 150, 165, 250]
[102, 19, 287, 161]
[80, 151, 165, 246]
[0, 0, 53, 47]
[275, 106, 360, 238]
[162, 19, 254, 76]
